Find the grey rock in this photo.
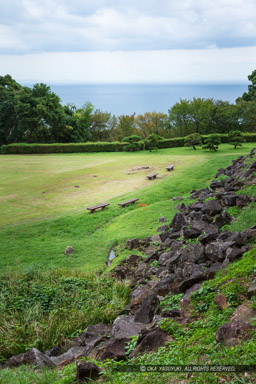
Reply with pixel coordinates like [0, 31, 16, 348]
[96, 337, 129, 361]
[130, 327, 170, 358]
[170, 213, 187, 232]
[51, 347, 87, 367]
[159, 216, 168, 222]
[76, 361, 101, 382]
[5, 348, 55, 369]
[65, 246, 74, 255]
[157, 224, 169, 232]
[77, 324, 112, 347]
[45, 347, 64, 357]
[248, 278, 256, 299]
[127, 238, 139, 250]
[111, 315, 146, 339]
[134, 294, 160, 324]
[215, 321, 251, 346]
[198, 232, 218, 245]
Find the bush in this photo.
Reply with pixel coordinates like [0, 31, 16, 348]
[0, 142, 128, 154]
[184, 133, 202, 150]
[228, 130, 244, 149]
[122, 135, 143, 152]
[202, 134, 221, 151]
[158, 137, 185, 149]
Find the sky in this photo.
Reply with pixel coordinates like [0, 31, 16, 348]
[0, 0, 256, 84]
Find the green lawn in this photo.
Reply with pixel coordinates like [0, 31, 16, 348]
[0, 144, 255, 274]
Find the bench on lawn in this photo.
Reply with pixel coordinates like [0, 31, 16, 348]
[118, 198, 139, 208]
[87, 203, 110, 213]
[166, 164, 175, 171]
[147, 172, 158, 180]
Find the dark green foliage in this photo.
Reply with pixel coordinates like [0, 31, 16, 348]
[122, 135, 143, 151]
[238, 69, 256, 102]
[184, 133, 202, 150]
[158, 137, 185, 148]
[202, 134, 221, 151]
[228, 130, 244, 149]
[144, 134, 162, 151]
[0, 142, 128, 154]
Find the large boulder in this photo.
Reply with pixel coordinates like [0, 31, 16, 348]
[130, 285, 153, 314]
[129, 327, 170, 358]
[215, 321, 252, 346]
[111, 315, 146, 339]
[96, 337, 129, 361]
[76, 324, 112, 347]
[76, 361, 101, 383]
[134, 293, 160, 324]
[4, 348, 55, 369]
[51, 347, 87, 367]
[170, 213, 187, 232]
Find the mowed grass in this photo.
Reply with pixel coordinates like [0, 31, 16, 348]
[0, 144, 255, 275]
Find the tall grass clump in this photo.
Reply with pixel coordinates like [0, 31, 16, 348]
[0, 265, 130, 362]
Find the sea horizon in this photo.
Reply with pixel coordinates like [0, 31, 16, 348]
[22, 82, 249, 116]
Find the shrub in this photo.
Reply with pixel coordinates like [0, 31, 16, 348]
[228, 130, 244, 149]
[0, 142, 128, 154]
[202, 134, 221, 151]
[184, 133, 202, 150]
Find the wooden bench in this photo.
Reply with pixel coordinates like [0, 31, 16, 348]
[87, 203, 110, 213]
[118, 198, 139, 208]
[147, 172, 158, 180]
[166, 164, 175, 171]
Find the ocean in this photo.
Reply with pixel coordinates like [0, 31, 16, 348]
[48, 83, 248, 116]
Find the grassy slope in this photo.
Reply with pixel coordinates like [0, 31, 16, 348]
[0, 144, 254, 274]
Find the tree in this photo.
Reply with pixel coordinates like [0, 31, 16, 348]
[136, 112, 168, 138]
[238, 69, 256, 102]
[202, 134, 221, 151]
[64, 102, 94, 142]
[14, 83, 66, 143]
[122, 135, 143, 151]
[114, 114, 137, 141]
[144, 134, 162, 151]
[184, 133, 202, 150]
[0, 75, 21, 145]
[90, 109, 117, 142]
[228, 130, 244, 149]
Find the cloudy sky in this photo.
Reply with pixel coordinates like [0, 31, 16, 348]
[0, 0, 256, 83]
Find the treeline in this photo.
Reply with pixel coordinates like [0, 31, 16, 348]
[1, 71, 256, 146]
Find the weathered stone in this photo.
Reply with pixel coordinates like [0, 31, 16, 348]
[130, 327, 170, 358]
[96, 337, 129, 361]
[243, 225, 256, 240]
[198, 232, 218, 245]
[130, 286, 153, 314]
[248, 278, 256, 298]
[170, 213, 187, 232]
[214, 294, 228, 310]
[231, 302, 256, 324]
[173, 271, 205, 294]
[205, 241, 236, 262]
[157, 224, 169, 232]
[51, 347, 87, 367]
[175, 202, 186, 211]
[226, 246, 247, 260]
[221, 194, 237, 206]
[153, 274, 176, 296]
[77, 324, 112, 347]
[202, 200, 222, 216]
[236, 194, 251, 208]
[162, 309, 181, 318]
[76, 361, 101, 382]
[127, 238, 139, 250]
[214, 211, 233, 229]
[181, 226, 201, 240]
[111, 315, 146, 339]
[215, 321, 252, 346]
[5, 348, 55, 369]
[134, 293, 160, 323]
[158, 251, 172, 267]
[45, 347, 64, 357]
[178, 283, 202, 317]
[65, 246, 74, 255]
[207, 262, 223, 278]
[173, 196, 184, 201]
[159, 216, 168, 222]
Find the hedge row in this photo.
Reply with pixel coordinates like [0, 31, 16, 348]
[1, 133, 255, 154]
[0, 142, 128, 154]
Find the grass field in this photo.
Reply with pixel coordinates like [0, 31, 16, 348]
[0, 143, 256, 384]
[0, 144, 255, 275]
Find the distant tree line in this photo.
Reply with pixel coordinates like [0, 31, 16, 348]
[1, 71, 256, 146]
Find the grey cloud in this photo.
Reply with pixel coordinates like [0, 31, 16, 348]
[0, 0, 256, 54]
